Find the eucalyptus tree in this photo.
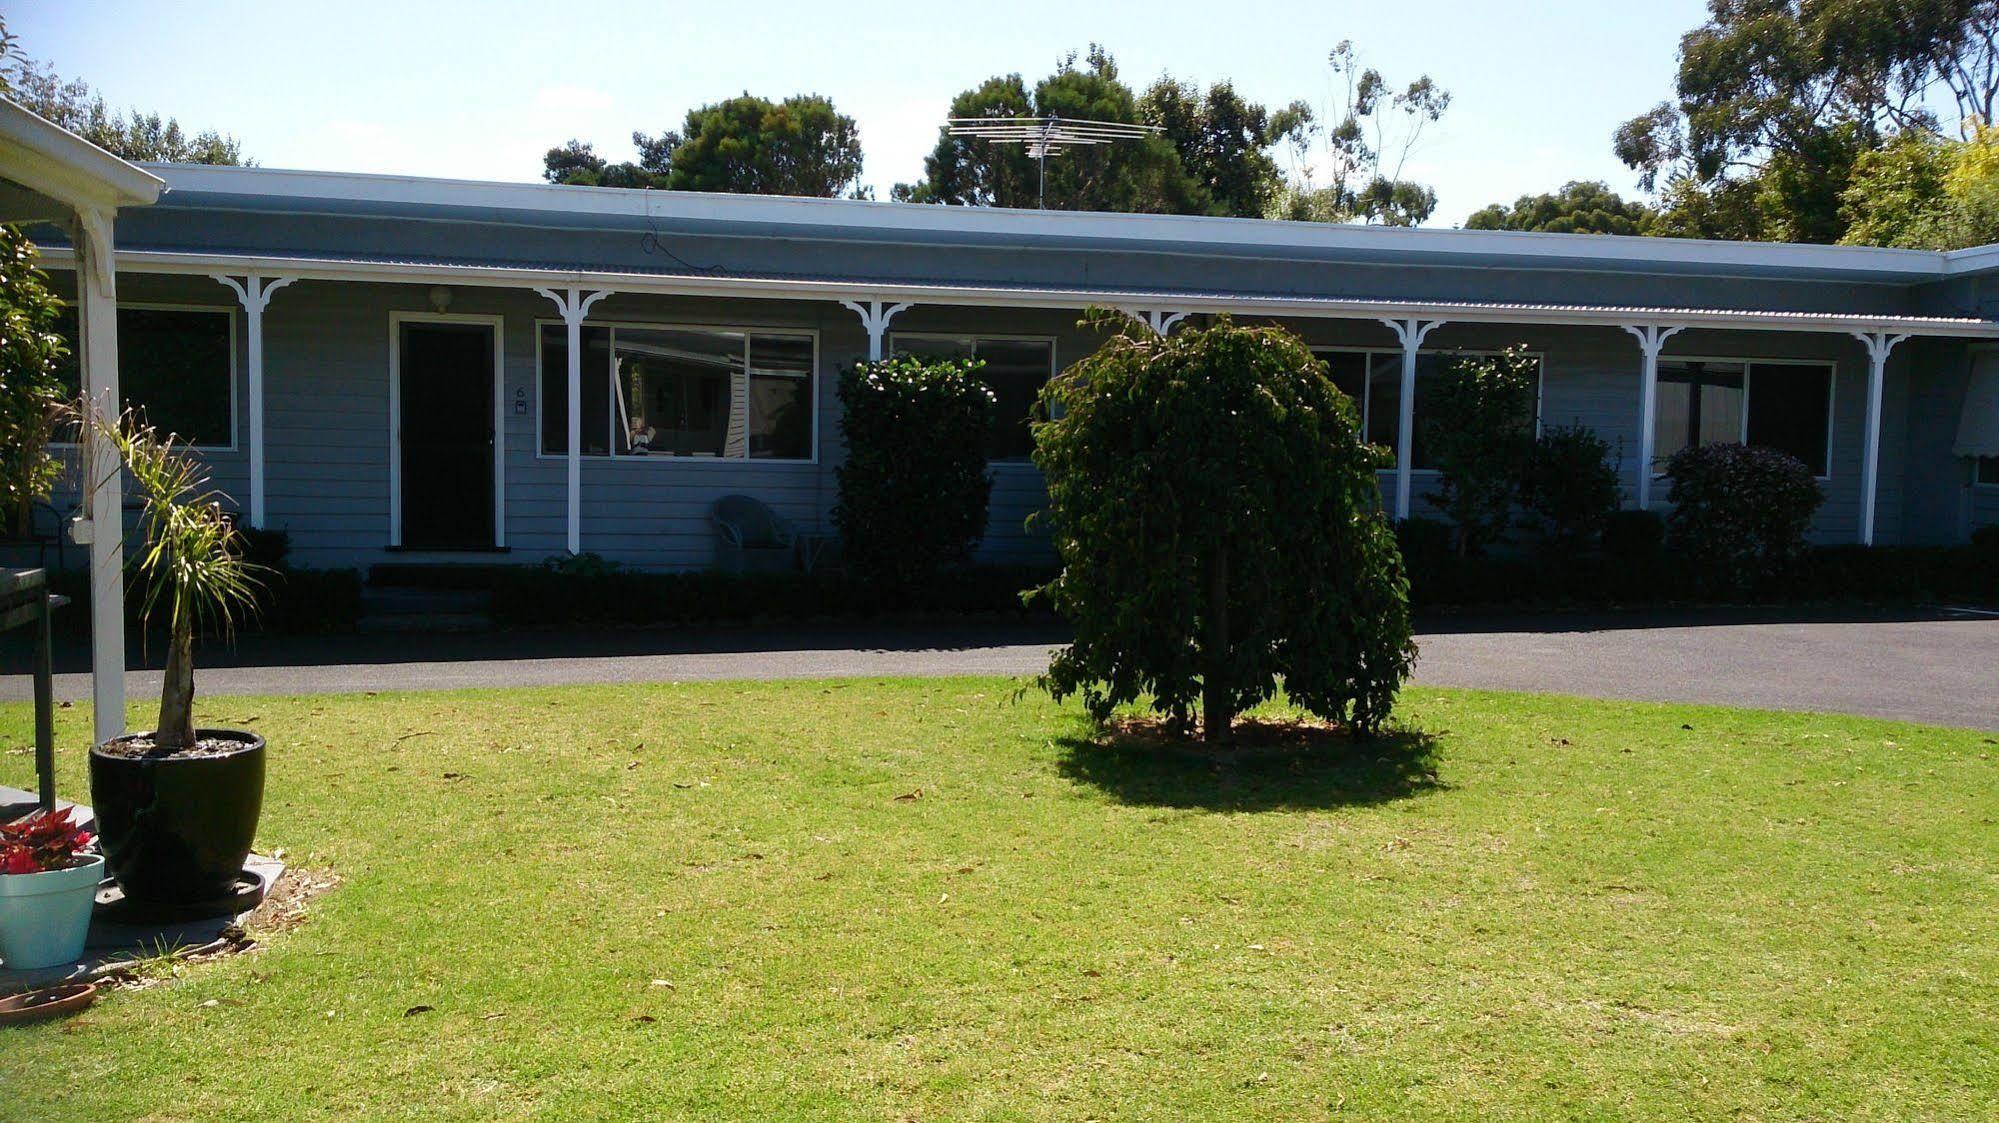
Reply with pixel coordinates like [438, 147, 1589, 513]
[1616, 0, 1999, 243]
[1271, 40, 1451, 226]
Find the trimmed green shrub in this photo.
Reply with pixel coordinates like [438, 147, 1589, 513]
[1602, 509, 1667, 565]
[0, 226, 68, 537]
[834, 356, 995, 589]
[1664, 443, 1823, 595]
[1422, 347, 1539, 557]
[1520, 425, 1622, 552]
[489, 565, 1053, 628]
[1974, 523, 1999, 557]
[258, 567, 364, 634]
[1032, 313, 1414, 741]
[48, 561, 363, 636]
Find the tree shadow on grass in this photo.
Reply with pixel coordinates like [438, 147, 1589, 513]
[1054, 719, 1445, 812]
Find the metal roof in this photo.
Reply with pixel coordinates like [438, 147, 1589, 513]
[46, 245, 1999, 339]
[132, 164, 1997, 285]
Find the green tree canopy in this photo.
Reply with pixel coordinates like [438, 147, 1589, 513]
[1138, 77, 1309, 218]
[1615, 0, 1999, 243]
[1464, 181, 1656, 235]
[1838, 126, 1999, 248]
[893, 46, 1203, 213]
[0, 43, 246, 165]
[1032, 312, 1416, 743]
[545, 93, 864, 197]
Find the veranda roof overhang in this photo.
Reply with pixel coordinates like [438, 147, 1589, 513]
[0, 98, 163, 754]
[36, 246, 1999, 340]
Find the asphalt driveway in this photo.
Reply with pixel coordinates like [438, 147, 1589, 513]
[3, 607, 1995, 730]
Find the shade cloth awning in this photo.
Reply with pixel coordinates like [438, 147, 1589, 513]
[1955, 351, 1999, 458]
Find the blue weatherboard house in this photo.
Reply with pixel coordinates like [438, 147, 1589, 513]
[39, 161, 1999, 566]
[6, 96, 1999, 742]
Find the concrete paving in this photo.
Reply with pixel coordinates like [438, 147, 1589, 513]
[3, 608, 1995, 730]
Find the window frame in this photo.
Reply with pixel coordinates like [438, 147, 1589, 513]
[52, 301, 241, 453]
[1976, 456, 1999, 488]
[886, 331, 1059, 467]
[1649, 354, 1838, 482]
[533, 316, 821, 465]
[1311, 346, 1547, 473]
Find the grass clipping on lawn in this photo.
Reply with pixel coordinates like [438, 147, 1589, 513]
[1, 680, 1995, 1121]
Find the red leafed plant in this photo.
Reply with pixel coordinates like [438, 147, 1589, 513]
[0, 808, 95, 874]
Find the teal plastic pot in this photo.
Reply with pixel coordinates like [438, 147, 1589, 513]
[0, 854, 104, 970]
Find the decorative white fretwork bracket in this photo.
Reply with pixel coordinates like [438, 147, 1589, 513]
[1118, 308, 1191, 335]
[840, 299, 915, 361]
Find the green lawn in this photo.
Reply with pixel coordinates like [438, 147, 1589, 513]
[2, 679, 1995, 1121]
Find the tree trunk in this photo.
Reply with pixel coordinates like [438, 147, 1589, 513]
[1201, 543, 1234, 745]
[157, 614, 197, 750]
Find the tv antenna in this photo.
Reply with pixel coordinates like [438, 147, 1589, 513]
[945, 116, 1165, 208]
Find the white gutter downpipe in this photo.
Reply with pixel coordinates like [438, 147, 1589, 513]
[1852, 331, 1910, 546]
[1621, 325, 1686, 510]
[535, 286, 612, 555]
[1380, 318, 1444, 520]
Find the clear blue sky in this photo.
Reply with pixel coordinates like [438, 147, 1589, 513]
[14, 0, 1711, 225]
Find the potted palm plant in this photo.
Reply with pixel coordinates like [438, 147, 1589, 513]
[0, 808, 100, 969]
[87, 413, 266, 910]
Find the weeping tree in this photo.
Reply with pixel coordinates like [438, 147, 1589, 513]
[1032, 312, 1415, 743]
[92, 413, 263, 749]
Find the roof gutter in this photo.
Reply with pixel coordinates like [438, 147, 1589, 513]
[40, 246, 1999, 339]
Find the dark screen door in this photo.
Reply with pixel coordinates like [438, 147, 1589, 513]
[399, 321, 495, 549]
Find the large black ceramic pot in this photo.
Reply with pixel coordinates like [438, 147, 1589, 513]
[89, 730, 265, 906]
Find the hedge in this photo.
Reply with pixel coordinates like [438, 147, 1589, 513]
[1395, 516, 1999, 609]
[490, 565, 1057, 628]
[45, 564, 364, 636]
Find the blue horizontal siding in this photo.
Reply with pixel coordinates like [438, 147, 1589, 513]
[33, 271, 1983, 572]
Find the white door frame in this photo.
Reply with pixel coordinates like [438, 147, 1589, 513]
[387, 311, 507, 549]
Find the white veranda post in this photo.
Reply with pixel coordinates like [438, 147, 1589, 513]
[1380, 318, 1444, 520]
[212, 273, 296, 527]
[70, 208, 126, 743]
[534, 287, 613, 554]
[839, 300, 914, 361]
[1851, 331, 1909, 546]
[1621, 324, 1685, 511]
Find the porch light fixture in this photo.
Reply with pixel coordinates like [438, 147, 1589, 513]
[944, 116, 1164, 208]
[428, 286, 453, 313]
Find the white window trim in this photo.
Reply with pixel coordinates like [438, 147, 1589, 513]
[532, 316, 820, 466]
[887, 331, 1059, 468]
[388, 311, 508, 550]
[53, 300, 241, 453]
[1312, 346, 1547, 474]
[1649, 354, 1838, 482]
